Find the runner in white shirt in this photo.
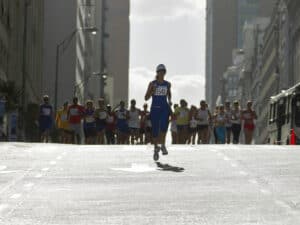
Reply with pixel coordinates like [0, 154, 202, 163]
[170, 104, 179, 144]
[188, 105, 198, 145]
[128, 99, 141, 145]
[196, 100, 211, 144]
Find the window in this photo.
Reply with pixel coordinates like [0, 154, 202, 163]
[269, 104, 273, 124]
[295, 96, 300, 127]
[287, 96, 291, 124]
[273, 103, 277, 123]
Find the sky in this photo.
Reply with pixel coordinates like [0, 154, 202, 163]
[129, 0, 206, 107]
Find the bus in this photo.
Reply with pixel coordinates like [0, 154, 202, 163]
[268, 83, 300, 145]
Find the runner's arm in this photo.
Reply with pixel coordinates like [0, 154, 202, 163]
[145, 82, 154, 101]
[167, 82, 172, 106]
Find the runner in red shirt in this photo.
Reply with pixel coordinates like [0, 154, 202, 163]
[105, 104, 116, 144]
[68, 97, 85, 144]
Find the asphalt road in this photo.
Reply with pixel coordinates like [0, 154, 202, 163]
[1, 143, 300, 225]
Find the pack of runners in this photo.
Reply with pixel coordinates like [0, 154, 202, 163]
[38, 65, 258, 150]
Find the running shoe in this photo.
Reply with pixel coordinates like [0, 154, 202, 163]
[161, 145, 168, 155]
[153, 146, 160, 161]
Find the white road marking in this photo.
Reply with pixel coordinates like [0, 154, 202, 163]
[274, 200, 297, 214]
[56, 156, 62, 160]
[0, 204, 9, 214]
[0, 166, 7, 171]
[223, 156, 230, 161]
[260, 189, 271, 195]
[62, 152, 67, 156]
[112, 163, 156, 173]
[24, 183, 35, 189]
[35, 174, 43, 178]
[10, 194, 21, 199]
[0, 171, 19, 174]
[49, 161, 57, 165]
[239, 171, 248, 176]
[231, 163, 237, 168]
[41, 168, 49, 172]
[248, 179, 258, 184]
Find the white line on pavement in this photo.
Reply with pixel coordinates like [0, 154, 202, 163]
[41, 168, 49, 172]
[248, 179, 258, 184]
[274, 200, 297, 215]
[24, 183, 35, 189]
[0, 166, 7, 171]
[223, 156, 230, 161]
[0, 171, 19, 174]
[35, 174, 43, 178]
[239, 171, 248, 176]
[0, 167, 35, 196]
[260, 189, 271, 195]
[56, 156, 62, 160]
[49, 161, 57, 165]
[10, 194, 21, 199]
[0, 204, 8, 213]
[231, 163, 237, 168]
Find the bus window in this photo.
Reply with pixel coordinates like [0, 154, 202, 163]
[273, 102, 277, 123]
[295, 99, 300, 127]
[287, 96, 291, 124]
[278, 99, 286, 125]
[269, 104, 273, 124]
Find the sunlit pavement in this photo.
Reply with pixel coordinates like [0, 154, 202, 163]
[1, 143, 300, 224]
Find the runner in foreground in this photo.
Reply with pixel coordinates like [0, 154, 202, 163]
[145, 64, 172, 161]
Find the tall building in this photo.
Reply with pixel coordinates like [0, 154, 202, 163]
[43, 0, 99, 109]
[0, 0, 44, 104]
[89, 0, 130, 107]
[205, 0, 238, 108]
[0, 0, 44, 140]
[205, 0, 275, 108]
[43, 0, 130, 109]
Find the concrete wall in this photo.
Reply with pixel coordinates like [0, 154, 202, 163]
[206, 0, 238, 108]
[43, 0, 77, 108]
[91, 0, 130, 107]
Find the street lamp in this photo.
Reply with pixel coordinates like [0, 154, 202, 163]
[73, 72, 106, 96]
[54, 27, 98, 111]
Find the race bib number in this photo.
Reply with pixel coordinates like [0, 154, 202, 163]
[86, 116, 95, 123]
[99, 111, 107, 119]
[107, 116, 114, 123]
[180, 111, 188, 118]
[70, 108, 79, 116]
[42, 108, 51, 116]
[154, 86, 168, 96]
[61, 114, 68, 121]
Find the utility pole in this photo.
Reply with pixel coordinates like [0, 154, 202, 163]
[100, 0, 107, 98]
[21, 0, 30, 139]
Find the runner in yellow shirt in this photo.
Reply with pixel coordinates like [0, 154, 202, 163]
[174, 99, 190, 144]
[56, 102, 71, 143]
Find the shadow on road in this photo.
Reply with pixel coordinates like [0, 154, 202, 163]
[156, 162, 185, 173]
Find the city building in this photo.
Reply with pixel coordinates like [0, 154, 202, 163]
[43, 0, 130, 109]
[0, 0, 44, 105]
[286, 0, 300, 85]
[206, 0, 237, 108]
[88, 0, 130, 107]
[43, 0, 95, 110]
[0, 0, 44, 140]
[206, 0, 275, 108]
